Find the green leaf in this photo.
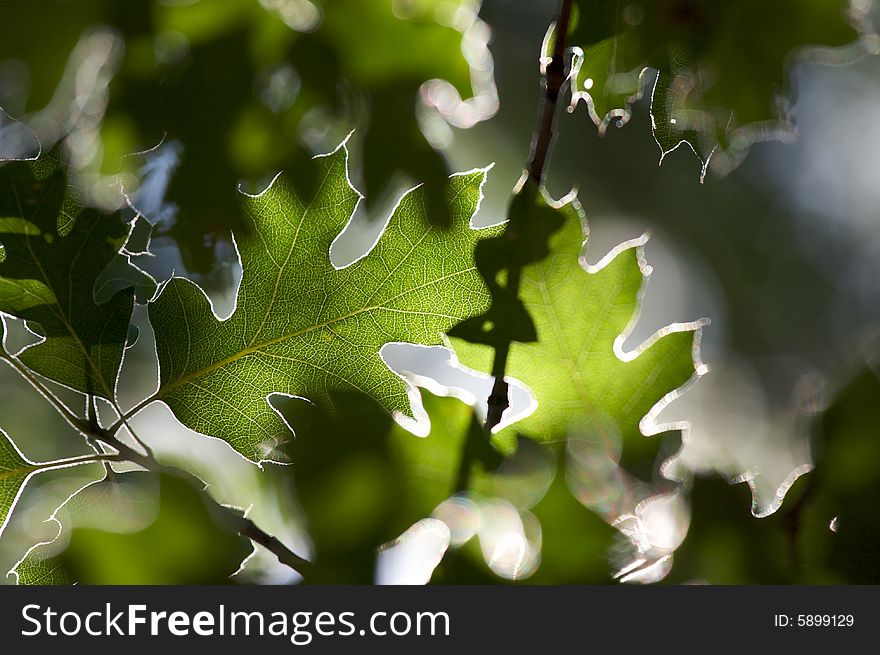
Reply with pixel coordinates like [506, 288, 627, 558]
[11, 552, 73, 585]
[451, 188, 704, 471]
[0, 156, 154, 398]
[148, 142, 499, 463]
[0, 429, 40, 541]
[12, 472, 252, 585]
[568, 0, 869, 176]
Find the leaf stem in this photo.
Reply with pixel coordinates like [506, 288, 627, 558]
[93, 428, 313, 578]
[0, 352, 90, 435]
[2, 350, 311, 579]
[485, 0, 573, 432]
[107, 395, 156, 436]
[33, 452, 123, 472]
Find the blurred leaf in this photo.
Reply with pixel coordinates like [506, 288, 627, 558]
[0, 109, 40, 161]
[663, 475, 797, 584]
[0, 1, 116, 115]
[113, 22, 266, 273]
[451, 186, 702, 474]
[796, 362, 880, 583]
[13, 472, 251, 585]
[0, 155, 153, 398]
[149, 143, 498, 463]
[285, 390, 601, 583]
[568, 0, 868, 177]
[317, 0, 492, 224]
[0, 0, 495, 271]
[667, 362, 880, 584]
[283, 392, 491, 582]
[520, 471, 616, 584]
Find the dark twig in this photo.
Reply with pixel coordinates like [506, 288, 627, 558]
[2, 347, 313, 579]
[526, 0, 574, 184]
[485, 0, 573, 432]
[93, 428, 313, 578]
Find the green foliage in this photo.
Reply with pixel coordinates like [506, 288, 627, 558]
[0, 429, 40, 540]
[450, 181, 567, 347]
[2, 0, 877, 588]
[797, 363, 880, 583]
[568, 0, 867, 176]
[13, 472, 252, 584]
[451, 186, 702, 466]
[0, 0, 494, 271]
[149, 144, 499, 463]
[282, 392, 495, 582]
[284, 390, 615, 583]
[0, 156, 153, 398]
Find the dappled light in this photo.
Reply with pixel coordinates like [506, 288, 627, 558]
[0, 0, 878, 592]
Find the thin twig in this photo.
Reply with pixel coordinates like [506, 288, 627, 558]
[33, 452, 123, 472]
[2, 349, 312, 579]
[485, 0, 573, 432]
[113, 411, 157, 459]
[108, 395, 155, 436]
[100, 390, 158, 461]
[85, 394, 118, 478]
[527, 0, 575, 184]
[95, 428, 313, 577]
[0, 354, 89, 434]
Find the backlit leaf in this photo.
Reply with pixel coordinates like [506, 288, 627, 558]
[0, 429, 40, 541]
[148, 141, 499, 462]
[451, 186, 704, 489]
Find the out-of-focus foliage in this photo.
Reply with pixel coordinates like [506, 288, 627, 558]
[284, 392, 496, 583]
[568, 0, 877, 177]
[0, 0, 496, 271]
[0, 154, 152, 398]
[12, 472, 252, 585]
[797, 361, 880, 583]
[283, 391, 614, 583]
[149, 144, 498, 463]
[0, 0, 878, 588]
[666, 358, 880, 584]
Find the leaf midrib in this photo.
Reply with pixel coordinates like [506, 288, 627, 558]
[0, 464, 36, 481]
[157, 266, 477, 398]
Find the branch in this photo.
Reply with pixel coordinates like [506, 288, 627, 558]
[33, 452, 123, 472]
[108, 394, 156, 435]
[0, 353, 90, 435]
[485, 0, 573, 432]
[2, 350, 312, 579]
[527, 0, 575, 183]
[94, 429, 313, 578]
